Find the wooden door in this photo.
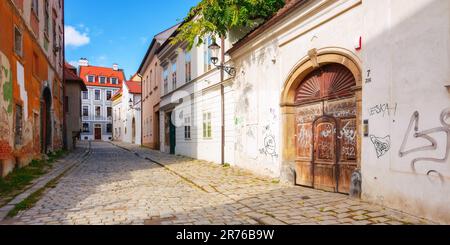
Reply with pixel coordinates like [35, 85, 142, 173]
[95, 127, 101, 140]
[313, 117, 338, 192]
[294, 64, 358, 194]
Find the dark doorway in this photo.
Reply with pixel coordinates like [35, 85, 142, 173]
[132, 117, 136, 144]
[165, 111, 176, 155]
[41, 87, 52, 154]
[95, 125, 102, 140]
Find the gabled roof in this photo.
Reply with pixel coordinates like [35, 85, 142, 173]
[79, 65, 125, 88]
[64, 62, 87, 91]
[228, 0, 309, 55]
[138, 23, 180, 74]
[126, 81, 142, 94]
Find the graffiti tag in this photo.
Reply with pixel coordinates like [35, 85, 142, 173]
[369, 103, 397, 117]
[399, 108, 450, 174]
[370, 135, 391, 158]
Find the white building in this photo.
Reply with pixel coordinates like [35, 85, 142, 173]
[112, 74, 142, 145]
[157, 32, 235, 164]
[228, 0, 450, 224]
[78, 59, 125, 141]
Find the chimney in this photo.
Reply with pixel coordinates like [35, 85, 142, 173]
[113, 64, 119, 71]
[78, 58, 89, 67]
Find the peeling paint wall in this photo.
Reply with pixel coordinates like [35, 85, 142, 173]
[0, 0, 64, 177]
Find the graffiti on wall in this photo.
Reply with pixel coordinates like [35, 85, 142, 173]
[259, 109, 279, 159]
[369, 103, 398, 117]
[370, 135, 391, 158]
[399, 108, 450, 174]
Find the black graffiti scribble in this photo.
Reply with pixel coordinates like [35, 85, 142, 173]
[370, 135, 391, 158]
[369, 103, 397, 117]
[399, 108, 450, 174]
[259, 135, 278, 158]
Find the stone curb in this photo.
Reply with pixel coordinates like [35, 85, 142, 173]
[0, 143, 92, 221]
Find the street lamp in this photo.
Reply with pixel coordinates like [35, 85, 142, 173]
[208, 39, 236, 77]
[207, 37, 236, 166]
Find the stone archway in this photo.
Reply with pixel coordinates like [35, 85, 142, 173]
[41, 87, 52, 154]
[280, 48, 362, 194]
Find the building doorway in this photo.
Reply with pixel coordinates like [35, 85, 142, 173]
[280, 50, 362, 195]
[94, 124, 102, 140]
[132, 117, 136, 144]
[165, 111, 176, 155]
[41, 87, 52, 154]
[294, 64, 358, 193]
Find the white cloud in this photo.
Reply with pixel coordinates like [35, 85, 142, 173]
[65, 25, 90, 47]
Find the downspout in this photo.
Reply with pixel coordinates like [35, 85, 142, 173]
[220, 36, 225, 165]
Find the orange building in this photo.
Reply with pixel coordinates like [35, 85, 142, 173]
[0, 0, 65, 177]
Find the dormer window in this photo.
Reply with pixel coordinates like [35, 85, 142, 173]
[87, 75, 95, 83]
[111, 77, 118, 85]
[99, 76, 106, 84]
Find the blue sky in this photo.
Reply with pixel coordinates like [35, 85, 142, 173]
[64, 0, 199, 79]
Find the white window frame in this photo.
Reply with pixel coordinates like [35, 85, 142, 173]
[87, 75, 95, 83]
[82, 106, 89, 117]
[95, 90, 101, 101]
[202, 112, 212, 139]
[110, 77, 118, 85]
[82, 91, 89, 100]
[99, 76, 107, 84]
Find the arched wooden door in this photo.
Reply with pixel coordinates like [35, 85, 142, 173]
[295, 64, 358, 194]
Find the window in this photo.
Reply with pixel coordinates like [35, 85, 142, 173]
[82, 106, 89, 117]
[106, 91, 112, 101]
[184, 117, 191, 140]
[95, 107, 101, 117]
[14, 27, 23, 57]
[88, 75, 95, 83]
[99, 76, 106, 84]
[31, 0, 39, 16]
[107, 107, 112, 118]
[44, 0, 49, 36]
[110, 77, 118, 85]
[106, 124, 112, 133]
[147, 74, 150, 95]
[203, 112, 212, 139]
[52, 19, 57, 55]
[204, 36, 212, 72]
[185, 51, 192, 83]
[82, 91, 88, 100]
[15, 105, 23, 145]
[172, 62, 177, 90]
[95, 90, 100, 100]
[82, 123, 90, 133]
[163, 67, 169, 94]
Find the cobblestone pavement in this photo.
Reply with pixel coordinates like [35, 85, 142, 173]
[1, 141, 433, 225]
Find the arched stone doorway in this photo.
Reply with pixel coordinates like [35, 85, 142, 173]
[41, 87, 52, 154]
[132, 117, 136, 144]
[280, 49, 362, 194]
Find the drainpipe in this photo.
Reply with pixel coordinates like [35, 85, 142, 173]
[220, 36, 225, 165]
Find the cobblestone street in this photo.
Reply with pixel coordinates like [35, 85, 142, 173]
[1, 141, 432, 225]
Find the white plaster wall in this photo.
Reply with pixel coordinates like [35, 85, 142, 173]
[361, 0, 450, 224]
[232, 0, 363, 178]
